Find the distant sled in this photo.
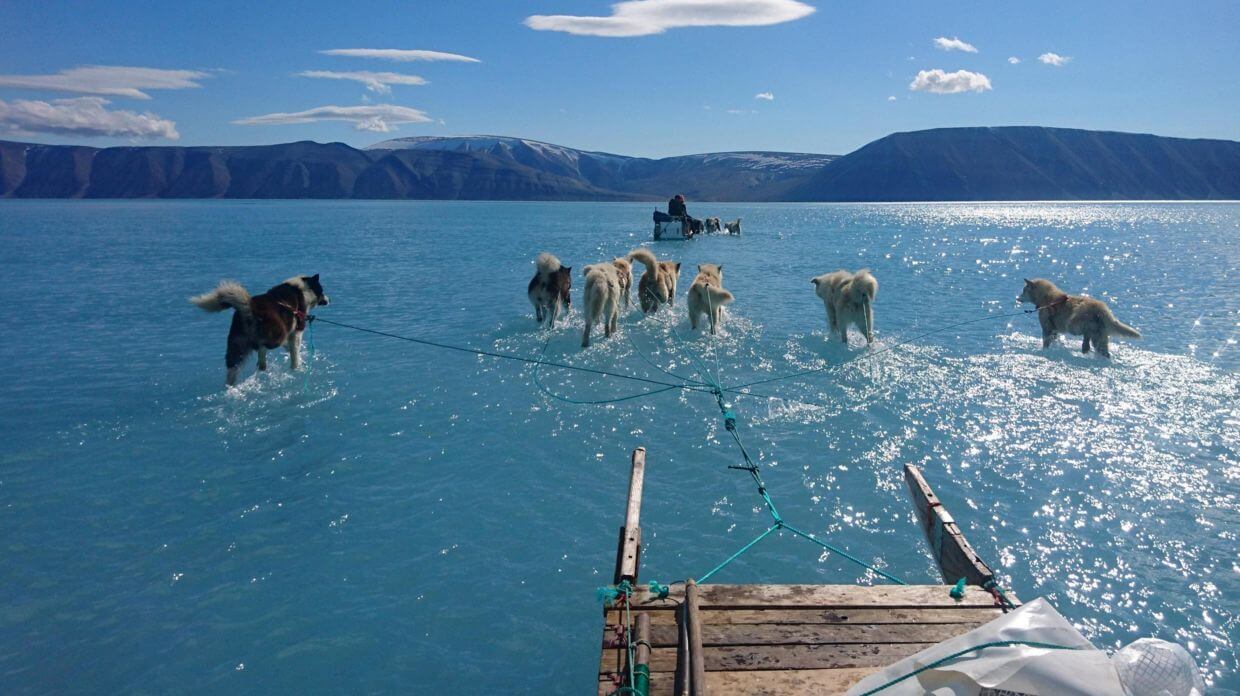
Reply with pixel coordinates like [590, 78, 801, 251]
[652, 210, 694, 241]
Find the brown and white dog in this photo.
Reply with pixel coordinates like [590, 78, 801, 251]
[628, 248, 680, 315]
[686, 264, 735, 334]
[1018, 278, 1140, 357]
[191, 274, 330, 386]
[811, 269, 877, 345]
[705, 217, 722, 234]
[611, 256, 633, 309]
[528, 252, 572, 327]
[581, 262, 622, 347]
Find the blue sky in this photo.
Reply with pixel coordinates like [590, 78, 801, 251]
[0, 0, 1237, 157]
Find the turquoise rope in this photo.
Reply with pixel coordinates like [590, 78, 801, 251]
[625, 330, 707, 386]
[698, 523, 781, 584]
[782, 522, 907, 585]
[533, 337, 689, 405]
[856, 640, 1081, 695]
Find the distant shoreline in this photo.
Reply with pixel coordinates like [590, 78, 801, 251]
[4, 126, 1239, 202]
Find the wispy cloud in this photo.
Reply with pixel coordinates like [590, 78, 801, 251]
[933, 36, 977, 53]
[1038, 52, 1071, 66]
[0, 65, 209, 100]
[754, 91, 774, 101]
[0, 96, 179, 139]
[297, 71, 428, 94]
[726, 109, 746, 115]
[524, 0, 815, 38]
[909, 69, 992, 94]
[233, 104, 432, 133]
[1008, 56, 1021, 64]
[887, 95, 897, 101]
[319, 49, 480, 63]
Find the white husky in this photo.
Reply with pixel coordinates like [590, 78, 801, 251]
[811, 269, 878, 345]
[581, 262, 621, 347]
[686, 264, 735, 334]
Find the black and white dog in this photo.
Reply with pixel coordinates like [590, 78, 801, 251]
[191, 274, 329, 385]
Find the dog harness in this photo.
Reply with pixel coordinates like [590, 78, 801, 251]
[275, 301, 308, 331]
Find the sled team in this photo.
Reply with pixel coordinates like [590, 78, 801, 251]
[189, 252, 1141, 384]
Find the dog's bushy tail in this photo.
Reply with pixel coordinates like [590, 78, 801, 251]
[535, 252, 562, 275]
[627, 247, 658, 271]
[1105, 313, 1141, 339]
[848, 269, 879, 302]
[705, 286, 734, 306]
[190, 281, 251, 316]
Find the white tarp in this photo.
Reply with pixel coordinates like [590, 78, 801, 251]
[847, 597, 1127, 696]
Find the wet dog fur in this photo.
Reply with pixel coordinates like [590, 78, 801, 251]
[723, 218, 742, 236]
[687, 263, 735, 334]
[611, 256, 633, 309]
[191, 274, 329, 386]
[811, 269, 877, 345]
[628, 248, 681, 315]
[528, 252, 572, 327]
[581, 262, 621, 347]
[1018, 278, 1140, 358]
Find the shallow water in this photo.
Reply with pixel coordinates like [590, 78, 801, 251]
[0, 200, 1236, 693]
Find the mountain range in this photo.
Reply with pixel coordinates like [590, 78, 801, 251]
[2, 127, 1238, 201]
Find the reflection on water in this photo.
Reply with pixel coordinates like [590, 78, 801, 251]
[0, 201, 1236, 692]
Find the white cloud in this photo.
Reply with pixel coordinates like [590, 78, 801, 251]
[726, 109, 745, 115]
[1038, 52, 1070, 66]
[0, 96, 179, 139]
[1008, 56, 1021, 64]
[297, 71, 428, 94]
[933, 36, 977, 53]
[319, 49, 480, 63]
[0, 65, 209, 100]
[524, 0, 815, 37]
[233, 104, 432, 133]
[909, 69, 992, 94]
[887, 95, 897, 101]
[754, 91, 774, 101]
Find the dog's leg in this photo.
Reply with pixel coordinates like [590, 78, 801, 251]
[1095, 332, 1111, 358]
[225, 336, 250, 386]
[1081, 334, 1091, 353]
[257, 347, 268, 371]
[1042, 330, 1055, 349]
[581, 319, 591, 348]
[689, 303, 699, 330]
[548, 300, 558, 329]
[535, 304, 544, 324]
[863, 298, 874, 344]
[288, 332, 302, 370]
[826, 302, 837, 334]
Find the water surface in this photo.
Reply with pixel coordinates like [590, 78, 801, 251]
[1, 201, 1236, 692]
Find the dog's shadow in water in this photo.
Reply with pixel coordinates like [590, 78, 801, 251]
[1009, 336, 1122, 372]
[801, 333, 871, 364]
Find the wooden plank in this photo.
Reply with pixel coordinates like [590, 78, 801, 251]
[629, 584, 1009, 609]
[904, 465, 995, 586]
[601, 669, 876, 696]
[602, 642, 936, 674]
[606, 606, 1005, 627]
[614, 447, 646, 584]
[686, 580, 707, 696]
[632, 621, 982, 648]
